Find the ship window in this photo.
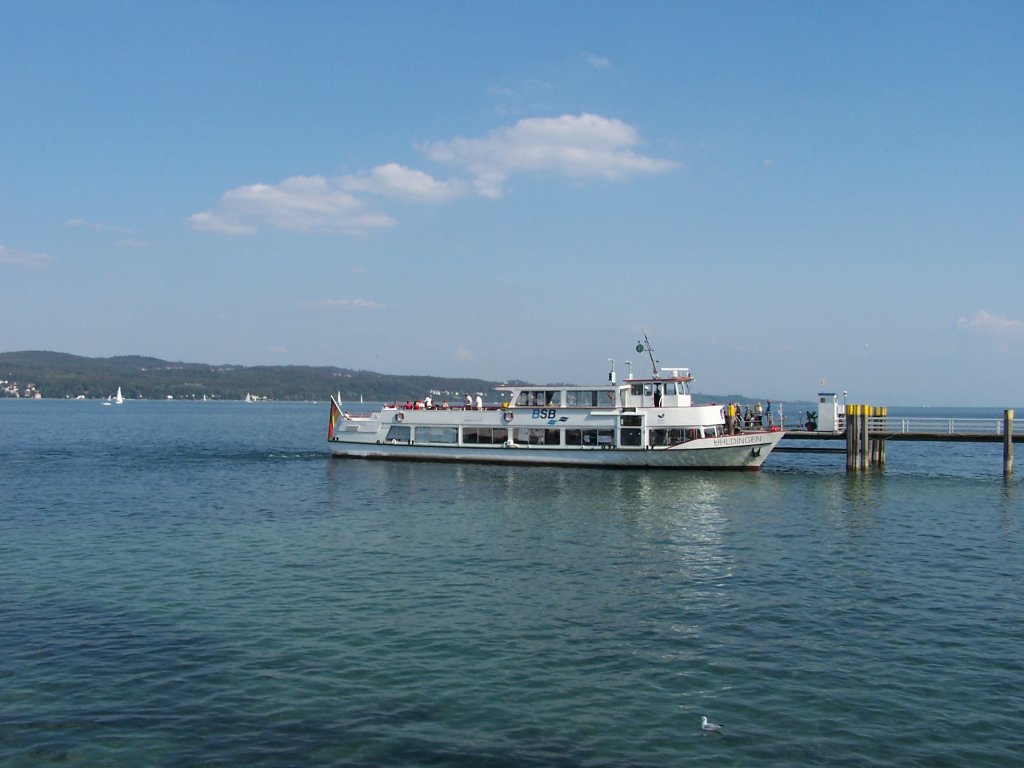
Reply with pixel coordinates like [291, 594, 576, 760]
[631, 384, 644, 397]
[418, 426, 458, 444]
[566, 428, 613, 447]
[565, 391, 582, 407]
[464, 427, 508, 444]
[566, 390, 598, 407]
[385, 425, 412, 443]
[513, 427, 559, 445]
[651, 428, 700, 445]
[620, 415, 642, 427]
[664, 382, 678, 396]
[518, 390, 561, 407]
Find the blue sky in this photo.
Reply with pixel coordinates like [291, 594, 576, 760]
[2, 2, 1021, 406]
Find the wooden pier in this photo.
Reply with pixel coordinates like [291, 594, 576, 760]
[778, 407, 1018, 475]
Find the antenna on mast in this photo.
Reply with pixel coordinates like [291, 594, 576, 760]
[636, 330, 659, 377]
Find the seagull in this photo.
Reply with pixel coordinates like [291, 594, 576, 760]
[701, 715, 723, 734]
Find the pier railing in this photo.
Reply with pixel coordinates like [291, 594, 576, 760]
[780, 414, 1017, 437]
[872, 416, 1013, 436]
[777, 406, 1015, 475]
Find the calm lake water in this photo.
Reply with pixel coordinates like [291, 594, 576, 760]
[2, 400, 1022, 766]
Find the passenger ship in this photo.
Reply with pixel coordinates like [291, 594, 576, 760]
[327, 343, 783, 470]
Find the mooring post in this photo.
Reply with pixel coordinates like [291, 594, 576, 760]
[1005, 409, 1014, 476]
[876, 406, 887, 467]
[860, 405, 871, 470]
[845, 403, 857, 471]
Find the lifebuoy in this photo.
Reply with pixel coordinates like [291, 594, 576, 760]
[391, 438, 398, 445]
[502, 411, 514, 423]
[395, 412, 404, 422]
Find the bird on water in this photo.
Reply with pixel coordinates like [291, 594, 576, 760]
[701, 716, 723, 734]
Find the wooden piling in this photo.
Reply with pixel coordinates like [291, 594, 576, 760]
[843, 403, 889, 472]
[846, 403, 858, 471]
[872, 406, 887, 466]
[860, 406, 870, 470]
[1005, 409, 1014, 476]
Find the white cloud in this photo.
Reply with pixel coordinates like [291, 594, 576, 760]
[187, 211, 258, 235]
[957, 309, 1023, 334]
[300, 298, 385, 311]
[582, 52, 611, 69]
[190, 113, 676, 235]
[0, 244, 49, 266]
[423, 113, 678, 197]
[189, 176, 396, 236]
[340, 163, 467, 203]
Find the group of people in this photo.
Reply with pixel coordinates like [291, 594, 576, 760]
[744, 400, 774, 429]
[400, 393, 484, 411]
[725, 400, 775, 431]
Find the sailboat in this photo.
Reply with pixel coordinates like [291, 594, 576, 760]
[114, 387, 124, 405]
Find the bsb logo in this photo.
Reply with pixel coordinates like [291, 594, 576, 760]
[532, 409, 569, 424]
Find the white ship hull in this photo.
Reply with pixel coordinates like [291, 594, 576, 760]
[329, 430, 782, 469]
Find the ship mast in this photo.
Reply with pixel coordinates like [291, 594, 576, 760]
[637, 331, 659, 378]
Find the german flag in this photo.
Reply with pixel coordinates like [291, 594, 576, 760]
[327, 396, 342, 439]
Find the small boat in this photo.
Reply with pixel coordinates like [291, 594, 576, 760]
[114, 387, 124, 405]
[326, 339, 783, 470]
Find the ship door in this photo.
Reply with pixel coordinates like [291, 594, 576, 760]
[619, 414, 644, 448]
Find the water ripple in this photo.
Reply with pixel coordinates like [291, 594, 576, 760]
[2, 402, 1022, 766]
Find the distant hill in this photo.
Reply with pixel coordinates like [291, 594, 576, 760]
[0, 350, 803, 407]
[0, 351, 502, 402]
